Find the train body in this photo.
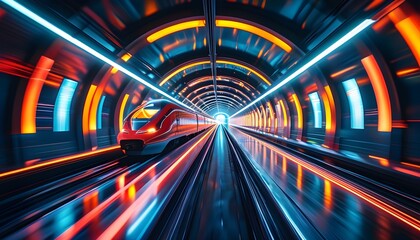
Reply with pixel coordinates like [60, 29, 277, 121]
[117, 99, 213, 155]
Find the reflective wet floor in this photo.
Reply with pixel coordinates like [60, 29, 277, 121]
[1, 126, 418, 239]
[229, 126, 417, 239]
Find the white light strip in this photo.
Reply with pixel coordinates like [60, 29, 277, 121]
[2, 0, 200, 112]
[230, 19, 375, 118]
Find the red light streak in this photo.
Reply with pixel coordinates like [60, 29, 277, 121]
[249, 136, 420, 231]
[0, 145, 119, 178]
[393, 167, 420, 178]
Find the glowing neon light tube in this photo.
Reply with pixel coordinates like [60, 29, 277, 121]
[1, 0, 197, 112]
[230, 19, 375, 118]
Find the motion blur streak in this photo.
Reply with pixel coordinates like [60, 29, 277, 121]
[21, 56, 54, 134]
[119, 94, 130, 131]
[361, 55, 392, 132]
[98, 127, 215, 239]
[215, 19, 292, 53]
[0, 145, 119, 178]
[243, 130, 420, 231]
[57, 162, 160, 240]
[82, 85, 97, 135]
[147, 20, 206, 43]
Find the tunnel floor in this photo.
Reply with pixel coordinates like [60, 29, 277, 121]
[0, 125, 418, 239]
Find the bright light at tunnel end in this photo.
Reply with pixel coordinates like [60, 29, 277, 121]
[229, 18, 375, 119]
[214, 113, 228, 124]
[0, 0, 204, 114]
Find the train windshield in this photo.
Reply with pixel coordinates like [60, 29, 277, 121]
[130, 101, 166, 130]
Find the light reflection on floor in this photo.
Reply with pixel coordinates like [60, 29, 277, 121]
[229, 127, 417, 240]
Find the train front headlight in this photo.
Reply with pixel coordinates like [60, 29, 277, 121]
[136, 127, 157, 134]
[147, 127, 157, 133]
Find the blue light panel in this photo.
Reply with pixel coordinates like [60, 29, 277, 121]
[342, 79, 364, 129]
[308, 92, 322, 128]
[53, 79, 78, 132]
[97, 96, 106, 129]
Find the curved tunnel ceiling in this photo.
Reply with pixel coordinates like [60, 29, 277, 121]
[2, 0, 420, 166]
[3, 0, 390, 117]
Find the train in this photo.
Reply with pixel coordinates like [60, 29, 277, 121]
[117, 99, 213, 155]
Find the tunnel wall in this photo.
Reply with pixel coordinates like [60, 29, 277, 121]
[231, 1, 420, 164]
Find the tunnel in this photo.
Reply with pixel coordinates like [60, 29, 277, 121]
[0, 0, 419, 239]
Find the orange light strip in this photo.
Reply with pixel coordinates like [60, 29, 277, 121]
[216, 19, 292, 53]
[159, 60, 271, 86]
[247, 135, 420, 231]
[147, 20, 206, 43]
[119, 94, 130, 131]
[396, 67, 419, 76]
[111, 53, 132, 74]
[321, 87, 332, 131]
[330, 65, 357, 78]
[82, 85, 97, 135]
[323, 86, 336, 146]
[89, 90, 103, 131]
[279, 100, 288, 127]
[21, 56, 54, 134]
[159, 60, 209, 86]
[393, 16, 420, 66]
[267, 102, 275, 129]
[292, 94, 303, 129]
[361, 55, 392, 132]
[401, 162, 420, 169]
[217, 60, 271, 85]
[121, 53, 132, 62]
[369, 155, 390, 167]
[0, 145, 119, 178]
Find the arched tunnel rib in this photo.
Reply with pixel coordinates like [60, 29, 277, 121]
[0, 0, 419, 239]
